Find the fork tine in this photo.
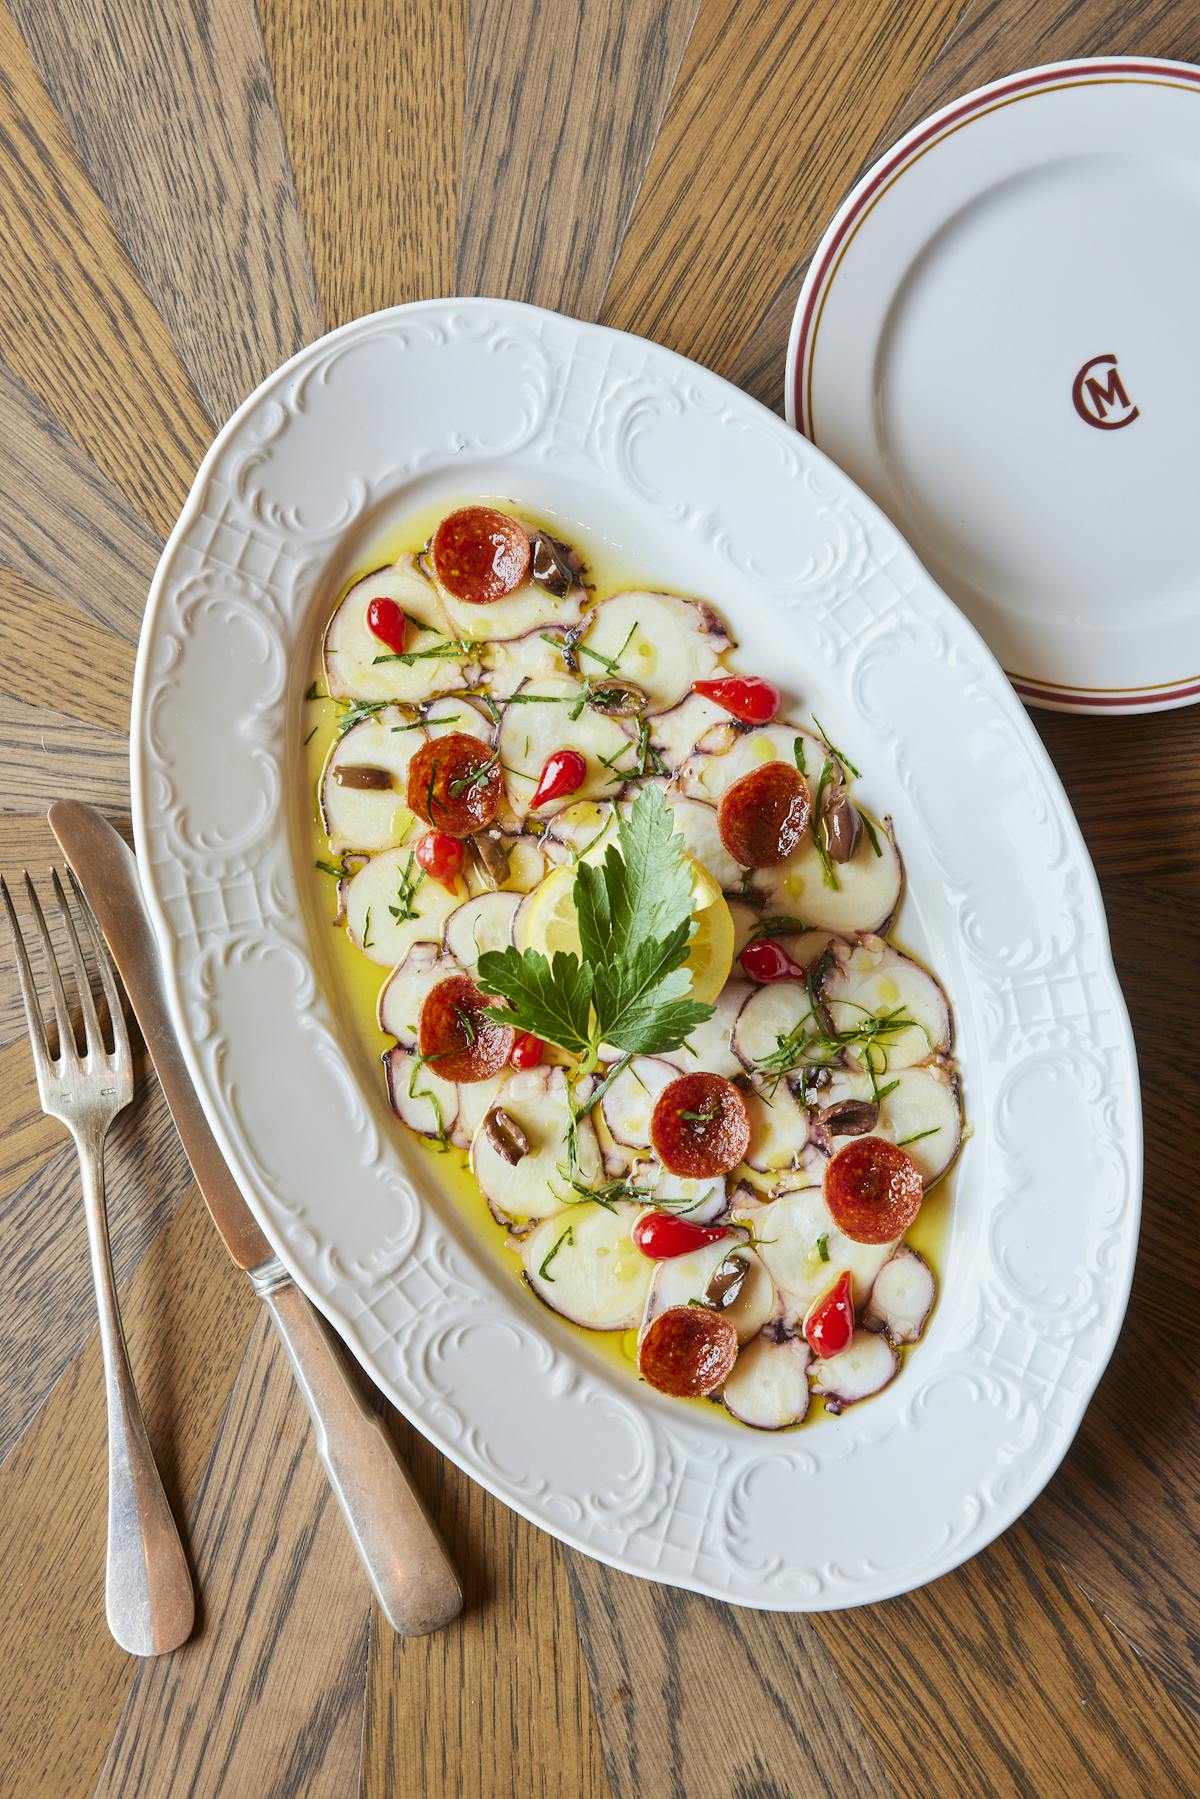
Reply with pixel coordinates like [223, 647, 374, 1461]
[50, 868, 106, 1058]
[23, 871, 77, 1062]
[67, 868, 130, 1065]
[1, 875, 51, 1062]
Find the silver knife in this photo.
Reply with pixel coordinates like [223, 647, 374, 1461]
[48, 799, 462, 1636]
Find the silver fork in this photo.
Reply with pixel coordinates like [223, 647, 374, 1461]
[3, 868, 194, 1656]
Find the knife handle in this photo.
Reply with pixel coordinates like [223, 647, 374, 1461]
[251, 1259, 463, 1635]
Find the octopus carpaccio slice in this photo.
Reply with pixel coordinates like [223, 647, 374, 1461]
[469, 1065, 602, 1225]
[483, 624, 576, 698]
[522, 1202, 652, 1329]
[809, 1329, 899, 1411]
[741, 1084, 818, 1175]
[442, 889, 522, 973]
[733, 975, 836, 1074]
[863, 1245, 937, 1343]
[722, 1330, 811, 1430]
[437, 571, 587, 644]
[817, 1063, 963, 1187]
[631, 1159, 728, 1222]
[600, 1056, 679, 1149]
[642, 1239, 776, 1346]
[498, 678, 635, 816]
[319, 706, 423, 854]
[324, 556, 471, 703]
[384, 1045, 459, 1142]
[731, 1184, 899, 1319]
[343, 845, 461, 967]
[658, 980, 749, 1080]
[822, 936, 952, 1069]
[748, 821, 902, 935]
[579, 591, 730, 710]
[680, 722, 824, 807]
[377, 942, 464, 1047]
[646, 691, 728, 771]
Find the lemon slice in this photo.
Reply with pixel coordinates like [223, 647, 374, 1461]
[518, 856, 734, 1006]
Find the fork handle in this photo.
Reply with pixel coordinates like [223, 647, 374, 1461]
[77, 1129, 195, 1655]
[250, 1259, 463, 1635]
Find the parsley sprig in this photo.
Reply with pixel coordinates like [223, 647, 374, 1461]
[476, 787, 714, 1073]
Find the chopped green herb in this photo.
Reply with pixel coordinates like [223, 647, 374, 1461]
[811, 714, 861, 781]
[372, 640, 480, 668]
[680, 1101, 720, 1124]
[816, 1232, 830, 1263]
[315, 859, 344, 878]
[861, 811, 883, 859]
[576, 623, 637, 676]
[793, 736, 806, 776]
[387, 853, 425, 923]
[896, 1126, 940, 1148]
[750, 913, 811, 941]
[334, 698, 389, 738]
[304, 680, 321, 702]
[362, 906, 374, 951]
[538, 1224, 574, 1282]
[812, 758, 840, 891]
[303, 725, 319, 746]
[448, 748, 500, 798]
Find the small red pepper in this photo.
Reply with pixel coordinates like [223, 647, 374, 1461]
[692, 675, 781, 725]
[739, 939, 806, 983]
[804, 1270, 855, 1359]
[632, 1211, 730, 1261]
[530, 747, 587, 810]
[414, 828, 462, 893]
[509, 1031, 545, 1070]
[366, 596, 408, 657]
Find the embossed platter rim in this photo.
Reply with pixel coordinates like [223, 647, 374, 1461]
[131, 298, 1140, 1609]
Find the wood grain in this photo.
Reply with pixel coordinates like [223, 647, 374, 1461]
[0, 1185, 254, 1798]
[0, 566, 136, 732]
[816, 1522, 1200, 1795]
[0, 0, 1196, 1791]
[459, 0, 699, 317]
[260, 0, 467, 326]
[567, 1561, 895, 1799]
[0, 362, 161, 642]
[97, 1312, 371, 1799]
[600, 0, 960, 377]
[7, 0, 324, 424]
[363, 1412, 611, 1799]
[0, 2, 211, 536]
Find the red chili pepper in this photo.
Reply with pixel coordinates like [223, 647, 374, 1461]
[365, 596, 408, 657]
[530, 747, 587, 810]
[692, 675, 781, 725]
[414, 828, 462, 893]
[632, 1211, 730, 1261]
[739, 939, 806, 983]
[509, 1032, 545, 1070]
[804, 1270, 855, 1359]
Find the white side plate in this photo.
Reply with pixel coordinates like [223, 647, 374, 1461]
[132, 299, 1140, 1609]
[788, 57, 1200, 713]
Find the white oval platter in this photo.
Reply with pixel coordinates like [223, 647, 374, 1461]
[131, 298, 1140, 1610]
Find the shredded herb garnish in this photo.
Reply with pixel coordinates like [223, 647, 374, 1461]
[793, 736, 806, 776]
[315, 859, 344, 878]
[749, 913, 811, 941]
[680, 1101, 720, 1125]
[372, 639, 480, 668]
[812, 758, 840, 891]
[304, 680, 321, 702]
[334, 698, 389, 738]
[387, 853, 425, 923]
[362, 906, 374, 950]
[896, 1126, 939, 1148]
[861, 811, 883, 859]
[303, 725, 319, 746]
[811, 714, 861, 781]
[816, 1232, 830, 1263]
[448, 748, 500, 798]
[538, 1224, 574, 1281]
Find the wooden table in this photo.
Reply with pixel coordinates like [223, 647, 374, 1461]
[0, 2, 1197, 1793]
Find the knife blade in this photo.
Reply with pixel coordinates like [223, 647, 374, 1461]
[48, 799, 463, 1635]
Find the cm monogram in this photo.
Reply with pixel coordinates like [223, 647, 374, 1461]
[1071, 354, 1139, 430]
